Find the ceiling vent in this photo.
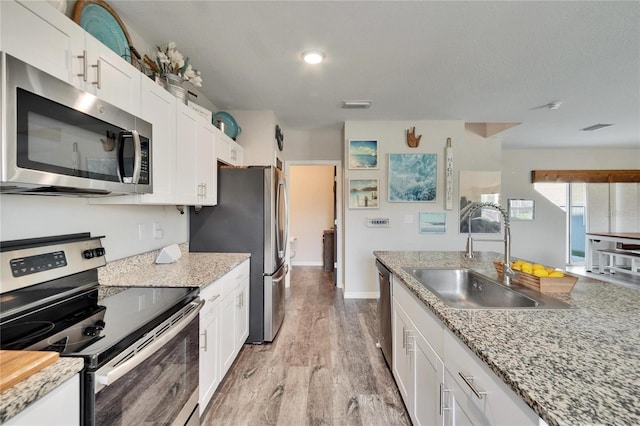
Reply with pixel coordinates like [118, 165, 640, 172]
[581, 123, 614, 131]
[342, 100, 372, 109]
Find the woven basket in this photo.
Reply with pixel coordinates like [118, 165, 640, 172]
[494, 262, 577, 293]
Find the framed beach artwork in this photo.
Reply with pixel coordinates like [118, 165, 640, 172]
[459, 171, 501, 234]
[419, 212, 446, 234]
[348, 140, 378, 169]
[348, 178, 379, 209]
[388, 153, 437, 202]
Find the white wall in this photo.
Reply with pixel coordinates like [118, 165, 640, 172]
[0, 195, 188, 261]
[343, 120, 502, 298]
[289, 165, 335, 266]
[502, 148, 640, 268]
[227, 110, 278, 166]
[283, 127, 343, 162]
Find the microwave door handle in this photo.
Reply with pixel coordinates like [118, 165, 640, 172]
[131, 130, 142, 183]
[95, 299, 204, 390]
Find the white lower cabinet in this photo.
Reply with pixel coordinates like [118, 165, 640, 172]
[199, 280, 222, 416]
[5, 373, 80, 426]
[199, 259, 250, 414]
[392, 278, 539, 426]
[393, 297, 444, 426]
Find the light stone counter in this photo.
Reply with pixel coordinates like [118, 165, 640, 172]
[98, 243, 250, 291]
[0, 357, 84, 423]
[374, 250, 640, 426]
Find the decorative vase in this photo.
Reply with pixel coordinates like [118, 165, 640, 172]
[162, 73, 188, 104]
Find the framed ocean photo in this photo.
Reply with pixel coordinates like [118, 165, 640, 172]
[348, 140, 378, 169]
[419, 212, 446, 234]
[388, 153, 437, 202]
[348, 178, 379, 209]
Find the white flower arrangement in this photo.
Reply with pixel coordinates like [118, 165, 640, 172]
[156, 42, 203, 87]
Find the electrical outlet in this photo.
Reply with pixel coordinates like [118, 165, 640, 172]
[138, 295, 146, 311]
[153, 222, 164, 239]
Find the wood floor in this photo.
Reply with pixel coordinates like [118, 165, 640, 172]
[202, 266, 410, 425]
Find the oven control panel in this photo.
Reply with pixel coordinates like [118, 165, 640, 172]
[1, 234, 106, 294]
[10, 251, 68, 277]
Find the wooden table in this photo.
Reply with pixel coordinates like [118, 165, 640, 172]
[585, 232, 640, 271]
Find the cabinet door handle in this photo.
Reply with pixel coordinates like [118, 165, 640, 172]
[208, 294, 220, 303]
[458, 372, 486, 399]
[402, 326, 406, 349]
[76, 50, 87, 81]
[91, 59, 101, 89]
[439, 383, 451, 416]
[200, 330, 208, 351]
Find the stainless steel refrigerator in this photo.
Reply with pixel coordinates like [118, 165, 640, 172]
[189, 166, 288, 343]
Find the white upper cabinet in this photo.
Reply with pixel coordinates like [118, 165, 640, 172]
[0, 0, 140, 114]
[215, 128, 244, 166]
[174, 103, 217, 207]
[1, 1, 83, 84]
[137, 77, 177, 204]
[80, 33, 141, 114]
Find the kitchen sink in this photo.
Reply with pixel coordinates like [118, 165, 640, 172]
[403, 267, 573, 309]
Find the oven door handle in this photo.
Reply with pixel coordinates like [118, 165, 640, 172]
[95, 299, 204, 389]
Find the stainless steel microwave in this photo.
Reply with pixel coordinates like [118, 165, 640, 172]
[0, 52, 152, 196]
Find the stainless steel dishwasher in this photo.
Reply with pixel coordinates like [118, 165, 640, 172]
[376, 260, 392, 367]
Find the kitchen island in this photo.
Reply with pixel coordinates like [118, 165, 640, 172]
[374, 250, 640, 426]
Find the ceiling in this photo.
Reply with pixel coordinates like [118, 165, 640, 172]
[110, 1, 640, 149]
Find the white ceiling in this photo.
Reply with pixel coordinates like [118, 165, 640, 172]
[110, 1, 640, 149]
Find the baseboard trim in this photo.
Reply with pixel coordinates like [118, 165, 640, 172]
[343, 291, 379, 299]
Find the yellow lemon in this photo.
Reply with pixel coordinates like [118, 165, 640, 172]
[521, 266, 533, 274]
[545, 267, 555, 273]
[548, 271, 565, 278]
[521, 262, 532, 269]
[514, 259, 525, 266]
[532, 263, 545, 270]
[533, 269, 549, 277]
[512, 264, 521, 271]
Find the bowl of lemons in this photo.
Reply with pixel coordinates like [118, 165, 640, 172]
[495, 260, 577, 293]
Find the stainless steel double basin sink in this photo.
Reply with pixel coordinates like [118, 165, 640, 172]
[403, 267, 573, 309]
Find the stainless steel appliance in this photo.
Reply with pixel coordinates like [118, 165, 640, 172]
[0, 52, 152, 196]
[190, 165, 288, 343]
[0, 233, 202, 426]
[376, 259, 392, 367]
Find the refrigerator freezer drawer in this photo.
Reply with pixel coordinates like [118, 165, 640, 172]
[264, 263, 287, 342]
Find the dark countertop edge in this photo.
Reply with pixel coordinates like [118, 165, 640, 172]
[0, 357, 84, 423]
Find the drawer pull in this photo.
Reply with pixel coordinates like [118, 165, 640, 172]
[439, 383, 451, 415]
[458, 372, 486, 399]
[208, 294, 220, 303]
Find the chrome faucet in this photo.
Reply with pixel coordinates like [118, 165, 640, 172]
[463, 202, 514, 286]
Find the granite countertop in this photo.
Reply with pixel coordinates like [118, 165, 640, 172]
[98, 243, 250, 289]
[0, 357, 84, 423]
[374, 250, 640, 426]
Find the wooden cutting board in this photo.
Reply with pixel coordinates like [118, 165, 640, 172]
[0, 350, 59, 392]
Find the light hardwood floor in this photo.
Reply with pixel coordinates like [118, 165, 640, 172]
[202, 266, 410, 425]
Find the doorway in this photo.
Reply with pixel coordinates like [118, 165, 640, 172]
[285, 160, 343, 289]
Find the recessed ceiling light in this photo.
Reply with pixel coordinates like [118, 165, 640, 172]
[342, 100, 372, 109]
[581, 123, 614, 131]
[302, 50, 325, 65]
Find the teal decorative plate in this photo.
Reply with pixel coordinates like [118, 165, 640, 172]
[213, 111, 240, 139]
[79, 4, 129, 61]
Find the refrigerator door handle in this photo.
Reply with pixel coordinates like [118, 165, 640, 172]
[276, 177, 289, 259]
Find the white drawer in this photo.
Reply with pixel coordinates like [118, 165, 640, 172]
[443, 330, 538, 426]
